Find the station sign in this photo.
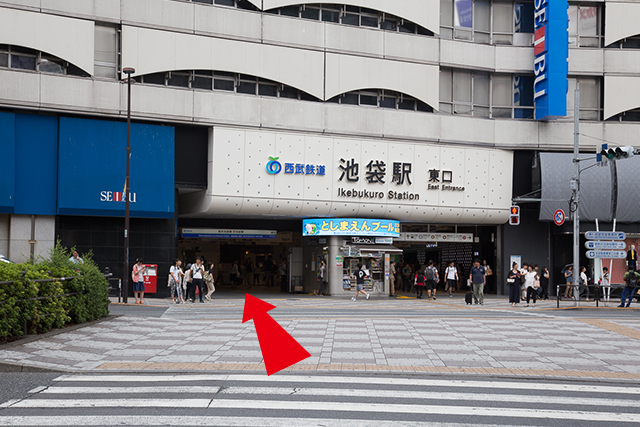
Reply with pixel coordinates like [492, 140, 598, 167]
[585, 250, 627, 260]
[585, 231, 626, 240]
[182, 229, 277, 239]
[585, 241, 626, 250]
[303, 218, 400, 237]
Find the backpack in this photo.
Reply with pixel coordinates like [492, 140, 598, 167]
[425, 267, 435, 281]
[416, 273, 425, 283]
[628, 272, 639, 287]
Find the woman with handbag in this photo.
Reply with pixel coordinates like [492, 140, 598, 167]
[507, 262, 521, 307]
[524, 265, 539, 307]
[203, 262, 216, 301]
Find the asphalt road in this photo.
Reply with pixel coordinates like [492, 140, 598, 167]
[1, 372, 639, 426]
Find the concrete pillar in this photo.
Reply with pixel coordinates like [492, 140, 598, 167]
[327, 235, 343, 296]
[7, 215, 55, 263]
[0, 214, 8, 257]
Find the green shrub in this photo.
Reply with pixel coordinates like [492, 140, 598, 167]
[0, 242, 109, 341]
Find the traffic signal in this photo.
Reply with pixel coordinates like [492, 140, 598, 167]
[509, 205, 520, 226]
[599, 145, 635, 160]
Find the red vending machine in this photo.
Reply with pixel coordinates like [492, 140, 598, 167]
[142, 264, 157, 293]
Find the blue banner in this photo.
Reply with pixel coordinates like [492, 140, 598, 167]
[57, 117, 175, 218]
[534, 0, 568, 120]
[303, 218, 400, 237]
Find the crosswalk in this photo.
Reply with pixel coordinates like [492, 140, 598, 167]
[1, 373, 640, 426]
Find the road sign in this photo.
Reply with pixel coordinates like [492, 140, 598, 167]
[585, 241, 626, 250]
[585, 250, 627, 259]
[553, 209, 565, 226]
[585, 231, 626, 240]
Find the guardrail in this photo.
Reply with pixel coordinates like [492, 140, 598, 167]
[555, 283, 635, 308]
[0, 272, 113, 336]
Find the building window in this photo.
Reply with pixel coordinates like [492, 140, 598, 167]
[327, 89, 433, 112]
[441, 0, 534, 45]
[440, 68, 534, 119]
[568, 4, 601, 48]
[268, 4, 433, 36]
[0, 44, 90, 77]
[190, 0, 259, 11]
[94, 25, 118, 79]
[566, 77, 601, 120]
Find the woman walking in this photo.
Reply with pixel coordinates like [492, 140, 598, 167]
[507, 262, 521, 307]
[563, 265, 574, 298]
[169, 259, 185, 304]
[524, 265, 538, 307]
[203, 262, 216, 301]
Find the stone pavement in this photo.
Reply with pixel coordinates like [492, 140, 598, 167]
[1, 295, 640, 382]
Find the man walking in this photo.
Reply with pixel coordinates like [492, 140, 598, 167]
[389, 261, 397, 297]
[190, 257, 205, 303]
[352, 263, 371, 301]
[425, 260, 439, 300]
[469, 259, 486, 305]
[619, 266, 640, 308]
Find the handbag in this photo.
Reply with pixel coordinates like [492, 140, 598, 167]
[507, 278, 515, 284]
[168, 276, 172, 288]
[486, 267, 493, 276]
[533, 279, 541, 288]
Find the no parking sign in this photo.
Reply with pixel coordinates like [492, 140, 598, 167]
[553, 209, 565, 226]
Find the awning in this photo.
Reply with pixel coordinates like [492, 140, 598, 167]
[356, 245, 403, 254]
[539, 153, 640, 223]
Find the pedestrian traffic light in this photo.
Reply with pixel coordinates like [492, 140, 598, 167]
[599, 145, 635, 160]
[509, 205, 520, 226]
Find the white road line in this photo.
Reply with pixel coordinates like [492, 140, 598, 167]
[0, 416, 519, 427]
[26, 386, 47, 395]
[40, 386, 221, 394]
[218, 386, 640, 407]
[54, 374, 640, 395]
[7, 399, 640, 423]
[10, 399, 211, 409]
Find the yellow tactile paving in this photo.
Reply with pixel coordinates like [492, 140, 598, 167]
[92, 361, 640, 381]
[577, 318, 640, 341]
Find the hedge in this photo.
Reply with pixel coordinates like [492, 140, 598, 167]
[0, 243, 109, 341]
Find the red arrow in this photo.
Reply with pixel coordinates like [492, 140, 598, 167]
[242, 294, 311, 375]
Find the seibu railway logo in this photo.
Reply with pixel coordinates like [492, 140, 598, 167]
[100, 191, 137, 203]
[533, 0, 568, 121]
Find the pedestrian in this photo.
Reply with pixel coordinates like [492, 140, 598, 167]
[578, 266, 590, 301]
[203, 262, 215, 301]
[68, 250, 84, 264]
[389, 261, 397, 297]
[524, 265, 538, 307]
[520, 262, 529, 301]
[424, 260, 439, 300]
[184, 263, 193, 299]
[628, 245, 639, 271]
[402, 264, 412, 292]
[482, 259, 492, 293]
[132, 258, 146, 304]
[469, 259, 486, 305]
[619, 266, 640, 308]
[352, 263, 371, 301]
[190, 257, 205, 303]
[279, 258, 288, 292]
[445, 260, 458, 297]
[539, 266, 550, 300]
[318, 259, 326, 296]
[414, 266, 426, 299]
[169, 259, 185, 304]
[600, 266, 610, 302]
[507, 262, 521, 307]
[396, 262, 403, 292]
[563, 265, 574, 299]
[229, 261, 239, 287]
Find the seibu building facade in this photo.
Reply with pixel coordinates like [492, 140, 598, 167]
[2, 1, 640, 295]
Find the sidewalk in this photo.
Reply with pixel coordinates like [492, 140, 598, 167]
[1, 294, 640, 382]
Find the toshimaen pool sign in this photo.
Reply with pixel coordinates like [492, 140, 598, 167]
[533, 0, 568, 120]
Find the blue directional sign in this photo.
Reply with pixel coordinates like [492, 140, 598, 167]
[585, 250, 627, 260]
[585, 231, 626, 241]
[585, 241, 626, 250]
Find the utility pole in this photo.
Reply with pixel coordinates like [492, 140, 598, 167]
[122, 67, 135, 304]
[571, 87, 580, 303]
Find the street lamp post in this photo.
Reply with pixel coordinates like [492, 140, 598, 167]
[122, 67, 135, 304]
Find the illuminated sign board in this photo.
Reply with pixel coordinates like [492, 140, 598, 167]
[303, 219, 400, 237]
[533, 0, 568, 120]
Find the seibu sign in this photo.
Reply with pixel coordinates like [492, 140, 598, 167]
[533, 0, 568, 121]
